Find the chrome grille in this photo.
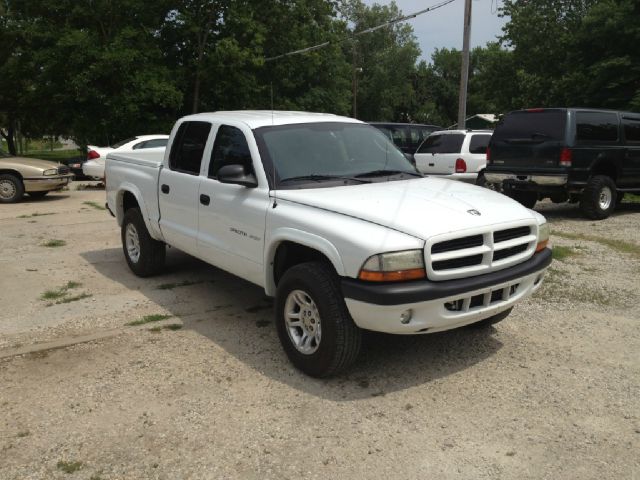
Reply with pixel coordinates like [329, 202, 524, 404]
[426, 222, 538, 281]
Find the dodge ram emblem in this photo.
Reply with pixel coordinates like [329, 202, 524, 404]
[467, 209, 481, 216]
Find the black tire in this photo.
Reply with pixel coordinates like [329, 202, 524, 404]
[475, 172, 487, 188]
[121, 208, 165, 277]
[28, 191, 48, 198]
[508, 190, 537, 209]
[580, 175, 617, 220]
[0, 173, 25, 203]
[466, 307, 513, 329]
[275, 261, 362, 377]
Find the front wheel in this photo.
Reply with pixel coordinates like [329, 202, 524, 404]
[275, 262, 361, 377]
[0, 174, 24, 203]
[121, 208, 166, 277]
[580, 175, 616, 220]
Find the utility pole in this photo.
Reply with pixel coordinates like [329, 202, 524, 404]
[457, 0, 472, 129]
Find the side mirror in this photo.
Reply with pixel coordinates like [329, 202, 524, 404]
[217, 164, 258, 188]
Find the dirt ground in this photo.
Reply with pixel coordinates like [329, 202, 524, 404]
[1, 186, 638, 480]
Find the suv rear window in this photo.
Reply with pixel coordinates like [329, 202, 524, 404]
[417, 134, 464, 154]
[576, 112, 619, 143]
[469, 134, 491, 154]
[492, 110, 566, 143]
[623, 117, 640, 144]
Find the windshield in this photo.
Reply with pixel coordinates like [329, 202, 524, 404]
[254, 122, 418, 188]
[112, 137, 137, 149]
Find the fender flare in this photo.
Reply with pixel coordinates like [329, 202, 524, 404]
[264, 228, 345, 297]
[115, 183, 164, 240]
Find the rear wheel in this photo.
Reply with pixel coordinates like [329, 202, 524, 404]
[121, 208, 165, 277]
[0, 174, 24, 203]
[580, 175, 616, 219]
[467, 307, 513, 329]
[508, 190, 537, 209]
[275, 262, 361, 377]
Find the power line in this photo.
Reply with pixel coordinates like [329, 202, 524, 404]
[264, 0, 458, 62]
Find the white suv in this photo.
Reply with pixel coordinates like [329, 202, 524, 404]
[413, 130, 492, 184]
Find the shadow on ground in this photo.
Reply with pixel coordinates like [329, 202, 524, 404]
[18, 193, 70, 204]
[81, 246, 503, 401]
[535, 199, 640, 220]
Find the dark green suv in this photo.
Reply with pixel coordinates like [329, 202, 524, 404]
[485, 108, 640, 219]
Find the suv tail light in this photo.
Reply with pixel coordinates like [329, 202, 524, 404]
[87, 150, 100, 160]
[455, 158, 467, 173]
[559, 148, 572, 167]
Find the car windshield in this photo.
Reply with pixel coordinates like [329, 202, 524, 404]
[254, 122, 418, 188]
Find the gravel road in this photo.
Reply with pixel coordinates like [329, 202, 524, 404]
[1, 187, 638, 479]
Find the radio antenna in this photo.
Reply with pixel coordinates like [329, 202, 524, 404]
[270, 82, 277, 208]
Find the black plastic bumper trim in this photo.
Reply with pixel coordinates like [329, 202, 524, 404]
[341, 249, 552, 306]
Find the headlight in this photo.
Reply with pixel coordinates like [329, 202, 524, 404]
[536, 222, 550, 252]
[43, 169, 58, 176]
[359, 249, 426, 282]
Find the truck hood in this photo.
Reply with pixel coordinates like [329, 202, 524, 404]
[275, 177, 541, 240]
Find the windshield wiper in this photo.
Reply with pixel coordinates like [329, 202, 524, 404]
[279, 174, 371, 184]
[354, 169, 422, 178]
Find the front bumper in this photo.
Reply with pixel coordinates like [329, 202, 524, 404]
[23, 174, 74, 192]
[342, 249, 552, 334]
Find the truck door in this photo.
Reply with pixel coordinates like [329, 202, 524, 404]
[197, 124, 269, 286]
[158, 120, 212, 256]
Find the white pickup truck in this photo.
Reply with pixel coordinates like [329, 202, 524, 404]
[106, 111, 552, 377]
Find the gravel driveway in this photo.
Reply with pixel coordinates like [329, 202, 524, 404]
[1, 188, 638, 479]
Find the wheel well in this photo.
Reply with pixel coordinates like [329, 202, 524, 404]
[0, 169, 23, 181]
[273, 242, 332, 286]
[591, 162, 617, 182]
[122, 191, 139, 213]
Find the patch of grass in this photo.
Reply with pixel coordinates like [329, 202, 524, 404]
[23, 149, 82, 163]
[156, 280, 202, 290]
[82, 201, 106, 211]
[126, 314, 172, 327]
[56, 460, 83, 474]
[16, 431, 30, 438]
[17, 212, 55, 219]
[40, 281, 82, 300]
[41, 239, 66, 248]
[552, 231, 640, 257]
[552, 245, 580, 262]
[55, 293, 92, 305]
[149, 323, 183, 332]
[623, 193, 640, 203]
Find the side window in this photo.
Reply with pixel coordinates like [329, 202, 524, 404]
[469, 134, 491, 154]
[576, 112, 619, 143]
[622, 118, 640, 144]
[417, 134, 464, 154]
[209, 125, 253, 178]
[169, 121, 212, 175]
[132, 141, 146, 150]
[140, 138, 168, 149]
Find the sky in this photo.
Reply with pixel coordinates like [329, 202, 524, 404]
[363, 0, 508, 62]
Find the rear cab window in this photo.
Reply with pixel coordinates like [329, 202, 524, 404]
[168, 121, 212, 175]
[417, 134, 464, 154]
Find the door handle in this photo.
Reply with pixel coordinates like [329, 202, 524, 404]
[161, 184, 170, 194]
[200, 194, 210, 206]
[429, 163, 435, 167]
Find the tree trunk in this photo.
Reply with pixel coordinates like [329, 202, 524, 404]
[0, 122, 17, 155]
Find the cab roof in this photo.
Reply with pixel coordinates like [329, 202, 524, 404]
[181, 110, 363, 129]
